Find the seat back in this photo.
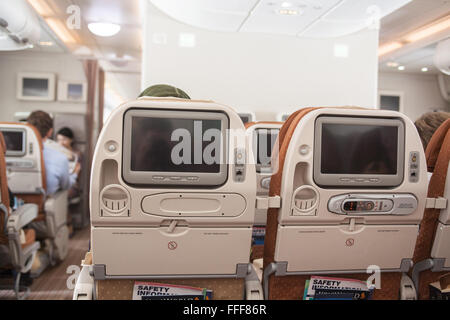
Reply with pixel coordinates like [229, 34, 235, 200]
[0, 132, 10, 245]
[0, 123, 46, 215]
[412, 119, 450, 299]
[263, 107, 428, 300]
[90, 97, 257, 299]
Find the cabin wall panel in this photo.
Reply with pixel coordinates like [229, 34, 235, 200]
[0, 51, 87, 121]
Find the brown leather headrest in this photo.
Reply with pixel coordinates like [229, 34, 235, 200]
[0, 132, 9, 210]
[426, 119, 450, 172]
[0, 132, 5, 155]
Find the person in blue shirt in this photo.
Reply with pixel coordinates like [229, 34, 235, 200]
[27, 111, 79, 195]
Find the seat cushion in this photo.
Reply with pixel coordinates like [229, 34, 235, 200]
[21, 229, 36, 249]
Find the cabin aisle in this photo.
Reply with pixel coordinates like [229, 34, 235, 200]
[0, 227, 90, 300]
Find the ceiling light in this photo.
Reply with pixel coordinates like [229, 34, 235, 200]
[45, 18, 76, 44]
[281, 2, 292, 8]
[386, 61, 399, 68]
[334, 44, 349, 58]
[398, 66, 405, 71]
[421, 67, 428, 72]
[405, 15, 450, 43]
[378, 42, 403, 57]
[39, 41, 53, 46]
[88, 22, 121, 37]
[278, 9, 300, 15]
[27, 0, 54, 17]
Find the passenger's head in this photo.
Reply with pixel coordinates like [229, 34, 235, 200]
[415, 111, 450, 151]
[27, 111, 53, 140]
[56, 127, 75, 149]
[138, 84, 191, 99]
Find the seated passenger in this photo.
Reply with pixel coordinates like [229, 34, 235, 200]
[27, 111, 78, 195]
[415, 111, 450, 181]
[415, 111, 450, 152]
[138, 84, 191, 99]
[56, 127, 82, 200]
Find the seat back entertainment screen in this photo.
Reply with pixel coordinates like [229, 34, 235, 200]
[313, 116, 405, 187]
[0, 129, 26, 156]
[123, 109, 229, 187]
[255, 129, 279, 173]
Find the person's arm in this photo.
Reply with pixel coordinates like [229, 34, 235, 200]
[58, 157, 75, 191]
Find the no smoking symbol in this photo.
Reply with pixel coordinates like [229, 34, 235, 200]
[168, 241, 178, 250]
[345, 238, 355, 247]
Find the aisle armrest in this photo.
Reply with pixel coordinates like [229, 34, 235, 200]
[246, 264, 264, 300]
[7, 204, 38, 232]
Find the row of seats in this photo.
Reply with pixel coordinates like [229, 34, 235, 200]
[69, 97, 448, 300]
[0, 122, 70, 298]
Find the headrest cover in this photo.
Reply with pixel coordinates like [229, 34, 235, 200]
[139, 84, 191, 100]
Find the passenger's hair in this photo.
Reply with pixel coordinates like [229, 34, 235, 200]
[415, 111, 450, 151]
[139, 84, 191, 99]
[57, 127, 74, 140]
[27, 111, 53, 139]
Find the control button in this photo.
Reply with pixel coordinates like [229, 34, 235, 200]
[369, 178, 380, 183]
[365, 202, 374, 210]
[170, 176, 182, 181]
[380, 200, 394, 212]
[340, 178, 351, 182]
[108, 144, 116, 152]
[299, 145, 310, 156]
[187, 176, 199, 181]
[235, 148, 246, 165]
[261, 178, 271, 189]
[152, 176, 165, 181]
[355, 178, 365, 182]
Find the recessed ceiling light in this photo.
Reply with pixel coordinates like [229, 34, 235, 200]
[281, 2, 292, 8]
[398, 66, 405, 71]
[39, 41, 53, 46]
[334, 44, 349, 58]
[378, 41, 403, 57]
[386, 61, 399, 68]
[421, 67, 428, 72]
[88, 22, 121, 37]
[278, 9, 300, 15]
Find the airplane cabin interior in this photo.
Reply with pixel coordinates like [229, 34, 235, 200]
[0, 0, 449, 308]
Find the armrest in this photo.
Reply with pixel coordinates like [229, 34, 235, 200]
[73, 262, 94, 300]
[400, 273, 417, 300]
[7, 204, 38, 232]
[245, 264, 264, 300]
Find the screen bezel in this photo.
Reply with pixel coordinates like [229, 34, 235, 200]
[313, 116, 405, 188]
[0, 128, 27, 157]
[122, 108, 229, 187]
[252, 128, 279, 173]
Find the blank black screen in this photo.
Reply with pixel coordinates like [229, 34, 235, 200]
[23, 78, 49, 97]
[240, 115, 250, 124]
[321, 123, 398, 175]
[256, 129, 279, 166]
[2, 131, 24, 152]
[130, 117, 222, 173]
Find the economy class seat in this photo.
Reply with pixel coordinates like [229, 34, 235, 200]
[411, 119, 450, 299]
[0, 122, 69, 277]
[262, 107, 428, 300]
[74, 97, 262, 300]
[0, 132, 40, 299]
